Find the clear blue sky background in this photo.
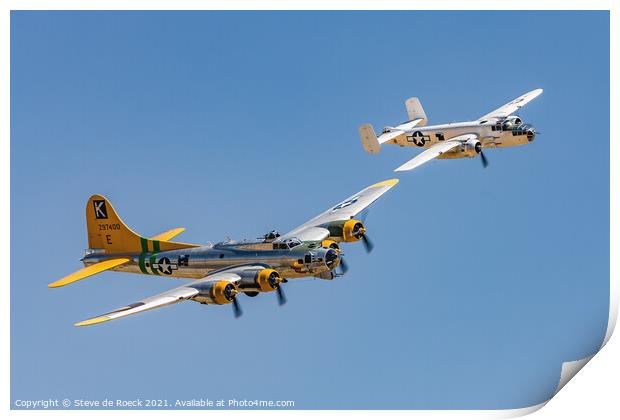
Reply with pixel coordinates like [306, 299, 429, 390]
[11, 11, 609, 409]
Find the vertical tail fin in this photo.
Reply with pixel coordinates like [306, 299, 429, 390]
[86, 195, 199, 254]
[359, 124, 381, 154]
[405, 97, 428, 126]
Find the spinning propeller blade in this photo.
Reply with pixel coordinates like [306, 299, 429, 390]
[232, 297, 242, 318]
[480, 151, 489, 168]
[362, 235, 374, 253]
[358, 208, 370, 223]
[338, 257, 349, 274]
[276, 286, 287, 306]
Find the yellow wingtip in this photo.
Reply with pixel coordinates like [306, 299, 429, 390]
[48, 280, 65, 288]
[48, 276, 82, 288]
[74, 316, 110, 327]
[370, 179, 400, 188]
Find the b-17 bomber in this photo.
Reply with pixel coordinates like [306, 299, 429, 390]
[50, 179, 399, 326]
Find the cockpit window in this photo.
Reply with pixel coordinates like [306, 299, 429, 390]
[285, 238, 302, 249]
[511, 123, 530, 136]
[273, 237, 302, 250]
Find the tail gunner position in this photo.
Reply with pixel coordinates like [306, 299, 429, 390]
[359, 89, 543, 171]
[50, 179, 399, 326]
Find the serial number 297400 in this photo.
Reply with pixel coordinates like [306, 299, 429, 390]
[98, 223, 121, 231]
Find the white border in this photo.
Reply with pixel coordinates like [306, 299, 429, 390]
[3, 1, 616, 419]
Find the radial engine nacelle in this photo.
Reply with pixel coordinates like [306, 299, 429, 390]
[463, 138, 483, 157]
[193, 280, 239, 305]
[342, 219, 366, 242]
[235, 268, 283, 293]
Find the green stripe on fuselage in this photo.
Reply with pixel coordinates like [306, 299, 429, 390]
[149, 240, 161, 275]
[138, 237, 149, 274]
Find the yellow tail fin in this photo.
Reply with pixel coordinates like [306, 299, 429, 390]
[86, 195, 200, 254]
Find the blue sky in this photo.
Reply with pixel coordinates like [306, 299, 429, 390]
[11, 11, 609, 409]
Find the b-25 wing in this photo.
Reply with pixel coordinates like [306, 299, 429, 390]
[394, 137, 470, 172]
[478, 88, 543, 121]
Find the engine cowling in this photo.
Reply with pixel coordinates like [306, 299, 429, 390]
[292, 247, 341, 273]
[193, 280, 238, 305]
[342, 219, 366, 242]
[256, 269, 282, 292]
[463, 138, 483, 157]
[236, 268, 283, 293]
[321, 239, 341, 252]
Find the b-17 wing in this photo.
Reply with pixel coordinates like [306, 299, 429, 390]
[74, 270, 242, 326]
[394, 134, 478, 172]
[479, 88, 543, 121]
[277, 179, 399, 243]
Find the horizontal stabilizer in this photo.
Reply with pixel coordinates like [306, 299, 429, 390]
[151, 227, 186, 241]
[48, 258, 130, 288]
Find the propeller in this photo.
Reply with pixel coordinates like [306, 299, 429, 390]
[360, 207, 375, 253]
[480, 151, 489, 168]
[232, 297, 243, 318]
[352, 224, 373, 253]
[474, 141, 489, 168]
[276, 285, 287, 306]
[338, 256, 349, 275]
[358, 208, 370, 223]
[361, 235, 374, 253]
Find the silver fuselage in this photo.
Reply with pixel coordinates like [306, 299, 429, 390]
[82, 241, 335, 280]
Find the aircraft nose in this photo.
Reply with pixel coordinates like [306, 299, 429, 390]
[526, 126, 536, 142]
[325, 248, 339, 270]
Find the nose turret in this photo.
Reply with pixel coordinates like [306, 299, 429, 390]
[521, 124, 536, 142]
[512, 122, 537, 142]
[526, 127, 536, 142]
[324, 248, 340, 270]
